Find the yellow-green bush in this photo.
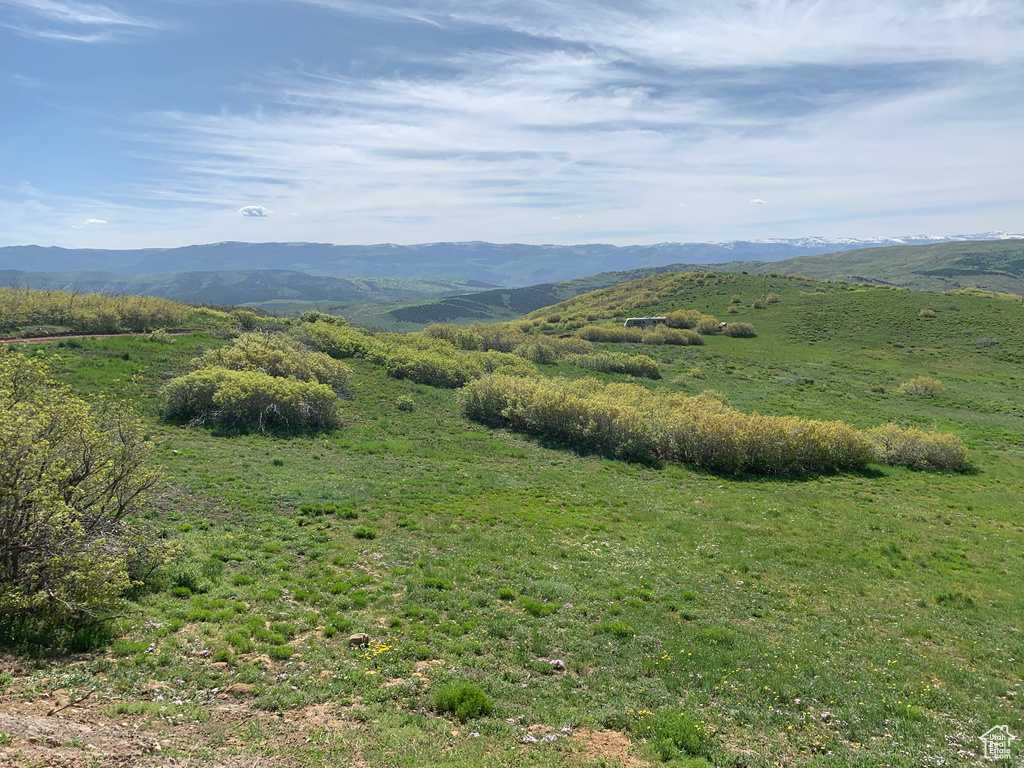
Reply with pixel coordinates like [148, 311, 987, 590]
[567, 352, 661, 379]
[298, 321, 372, 359]
[897, 376, 945, 397]
[1, 353, 166, 639]
[0, 287, 189, 334]
[663, 309, 704, 329]
[577, 325, 646, 343]
[161, 367, 341, 431]
[865, 424, 968, 470]
[194, 332, 350, 392]
[642, 327, 704, 346]
[722, 322, 755, 338]
[695, 315, 721, 334]
[460, 375, 878, 474]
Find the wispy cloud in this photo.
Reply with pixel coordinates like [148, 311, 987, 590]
[4, 0, 1023, 246]
[0, 0, 164, 42]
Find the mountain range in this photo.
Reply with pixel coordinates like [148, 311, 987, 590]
[3, 233, 1020, 287]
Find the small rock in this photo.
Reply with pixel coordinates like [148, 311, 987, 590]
[224, 683, 255, 697]
[209, 662, 229, 671]
[28, 737, 39, 745]
[45, 736, 61, 748]
[250, 654, 273, 668]
[348, 633, 370, 648]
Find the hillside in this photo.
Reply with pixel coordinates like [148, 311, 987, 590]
[380, 239, 1024, 327]
[2, 275, 1023, 767]
[0, 269, 497, 306]
[747, 238, 1024, 293]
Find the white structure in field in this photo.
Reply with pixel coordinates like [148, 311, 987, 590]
[623, 316, 667, 329]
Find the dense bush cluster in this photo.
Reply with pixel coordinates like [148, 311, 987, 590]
[461, 375, 967, 474]
[162, 367, 341, 432]
[865, 424, 968, 470]
[576, 324, 646, 343]
[0, 287, 190, 334]
[423, 322, 593, 359]
[565, 352, 662, 379]
[193, 332, 351, 392]
[364, 336, 535, 388]
[301, 320, 536, 388]
[722, 322, 756, 338]
[1, 353, 166, 642]
[162, 330, 347, 432]
[576, 324, 704, 346]
[643, 327, 704, 346]
[296, 321, 372, 359]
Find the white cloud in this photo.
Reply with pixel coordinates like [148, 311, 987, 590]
[4, 0, 1024, 247]
[239, 205, 273, 217]
[0, 0, 163, 42]
[71, 217, 107, 228]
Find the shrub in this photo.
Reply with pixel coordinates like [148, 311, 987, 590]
[161, 367, 341, 432]
[918, 308, 936, 318]
[193, 332, 351, 392]
[642, 328, 703, 346]
[663, 309, 703, 329]
[396, 395, 415, 412]
[460, 375, 878, 475]
[567, 352, 661, 379]
[0, 287, 189, 334]
[865, 424, 969, 470]
[298, 310, 347, 325]
[577, 324, 645, 343]
[0, 353, 167, 644]
[229, 309, 260, 331]
[765, 293, 780, 304]
[353, 526, 376, 539]
[298, 321, 371, 359]
[897, 376, 945, 397]
[722, 322, 755, 338]
[695, 315, 720, 334]
[751, 299, 766, 309]
[432, 681, 494, 721]
[149, 328, 175, 344]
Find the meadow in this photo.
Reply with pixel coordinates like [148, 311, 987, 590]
[1, 273, 1022, 767]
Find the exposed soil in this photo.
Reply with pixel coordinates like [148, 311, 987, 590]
[573, 728, 648, 767]
[0, 693, 364, 768]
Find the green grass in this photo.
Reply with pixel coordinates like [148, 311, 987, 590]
[3, 274, 1023, 767]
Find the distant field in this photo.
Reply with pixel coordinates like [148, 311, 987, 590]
[1, 273, 1022, 767]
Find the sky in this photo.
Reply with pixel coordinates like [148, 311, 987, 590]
[1, 0, 1023, 249]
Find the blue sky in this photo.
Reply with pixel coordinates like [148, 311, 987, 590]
[2, 0, 1023, 248]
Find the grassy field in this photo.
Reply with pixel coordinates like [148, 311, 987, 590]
[1, 274, 1022, 767]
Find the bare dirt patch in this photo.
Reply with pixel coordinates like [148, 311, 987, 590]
[0, 695, 364, 768]
[573, 728, 649, 767]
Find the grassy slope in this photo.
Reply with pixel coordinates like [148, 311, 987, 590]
[745, 239, 1024, 294]
[2, 275, 1023, 767]
[375, 240, 1024, 329]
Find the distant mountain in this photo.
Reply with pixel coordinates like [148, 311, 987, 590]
[0, 269, 497, 305]
[381, 238, 1024, 325]
[3, 233, 1020, 286]
[742, 239, 1024, 294]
